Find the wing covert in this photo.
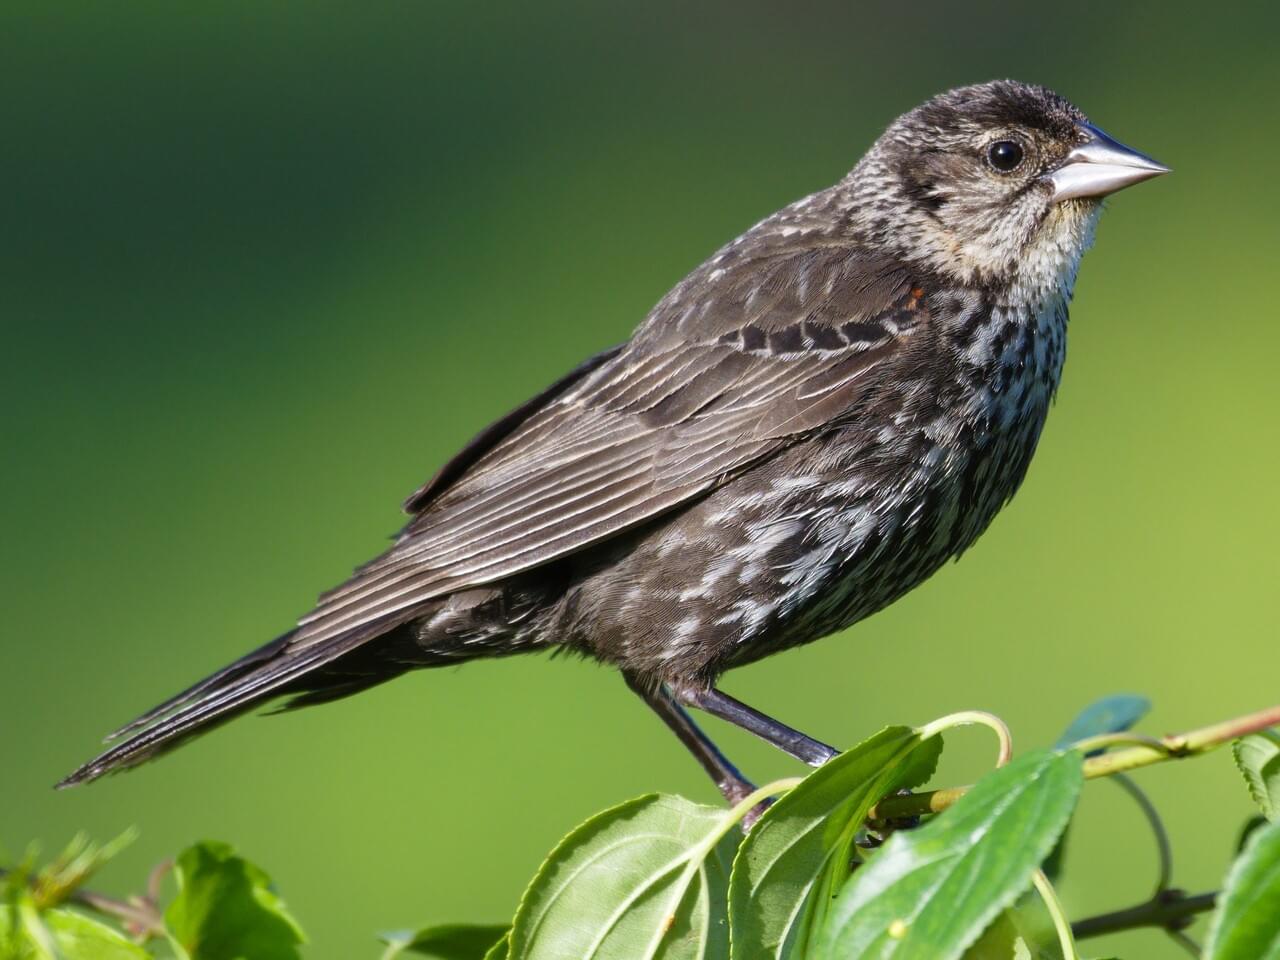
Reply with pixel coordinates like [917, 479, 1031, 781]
[293, 243, 928, 648]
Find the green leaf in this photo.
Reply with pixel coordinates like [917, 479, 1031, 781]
[1053, 695, 1151, 752]
[728, 726, 941, 959]
[381, 924, 508, 959]
[508, 794, 738, 960]
[1233, 731, 1280, 821]
[164, 841, 305, 960]
[1239, 816, 1269, 853]
[482, 932, 510, 960]
[815, 749, 1084, 960]
[0, 905, 151, 960]
[1205, 816, 1280, 959]
[962, 896, 1063, 959]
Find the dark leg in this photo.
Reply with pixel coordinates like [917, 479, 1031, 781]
[671, 682, 839, 767]
[624, 673, 757, 805]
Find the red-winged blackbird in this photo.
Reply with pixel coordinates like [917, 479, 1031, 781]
[61, 81, 1167, 801]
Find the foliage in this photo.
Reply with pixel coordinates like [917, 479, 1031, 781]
[5, 697, 1280, 959]
[1204, 817, 1280, 960]
[1232, 731, 1280, 822]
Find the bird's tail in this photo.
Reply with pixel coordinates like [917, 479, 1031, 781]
[56, 617, 407, 788]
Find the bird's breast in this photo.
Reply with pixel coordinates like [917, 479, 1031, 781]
[757, 293, 1070, 648]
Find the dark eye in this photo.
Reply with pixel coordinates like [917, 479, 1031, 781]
[986, 139, 1024, 173]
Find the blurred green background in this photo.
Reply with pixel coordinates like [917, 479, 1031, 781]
[3, 2, 1277, 957]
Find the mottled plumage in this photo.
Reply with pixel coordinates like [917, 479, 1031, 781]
[62, 81, 1166, 796]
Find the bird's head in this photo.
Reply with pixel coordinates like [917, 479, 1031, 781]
[846, 80, 1168, 297]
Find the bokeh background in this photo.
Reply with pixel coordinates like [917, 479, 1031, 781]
[4, 2, 1277, 957]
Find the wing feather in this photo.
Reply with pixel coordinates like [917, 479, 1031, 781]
[293, 243, 926, 649]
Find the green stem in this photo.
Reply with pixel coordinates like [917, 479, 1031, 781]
[720, 778, 804, 830]
[1070, 731, 1172, 756]
[917, 710, 1013, 767]
[1032, 870, 1080, 959]
[1111, 773, 1172, 893]
[870, 701, 1280, 820]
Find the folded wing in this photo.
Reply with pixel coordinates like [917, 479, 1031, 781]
[293, 245, 926, 650]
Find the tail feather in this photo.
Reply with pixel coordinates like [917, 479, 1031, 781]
[103, 631, 293, 742]
[58, 617, 407, 788]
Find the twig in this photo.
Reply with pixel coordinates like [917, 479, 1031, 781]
[869, 701, 1280, 820]
[1111, 773, 1173, 894]
[1070, 889, 1216, 940]
[70, 888, 166, 939]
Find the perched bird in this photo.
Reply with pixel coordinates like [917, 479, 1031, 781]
[61, 81, 1167, 802]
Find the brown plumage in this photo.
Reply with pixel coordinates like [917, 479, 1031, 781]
[61, 81, 1167, 800]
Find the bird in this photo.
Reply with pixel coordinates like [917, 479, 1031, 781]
[60, 80, 1168, 803]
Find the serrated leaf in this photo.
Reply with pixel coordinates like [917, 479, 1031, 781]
[381, 924, 509, 959]
[508, 794, 737, 960]
[1233, 731, 1280, 821]
[164, 841, 305, 960]
[1053, 695, 1151, 752]
[728, 726, 941, 959]
[815, 749, 1084, 960]
[1205, 816, 1280, 959]
[0, 905, 150, 960]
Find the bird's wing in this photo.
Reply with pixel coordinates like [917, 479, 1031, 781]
[292, 244, 928, 649]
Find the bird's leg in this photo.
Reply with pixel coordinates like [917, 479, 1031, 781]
[623, 673, 757, 806]
[671, 682, 839, 767]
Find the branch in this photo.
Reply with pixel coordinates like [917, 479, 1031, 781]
[869, 701, 1280, 820]
[68, 887, 166, 939]
[1071, 889, 1217, 940]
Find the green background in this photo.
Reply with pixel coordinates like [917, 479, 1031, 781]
[3, 3, 1277, 957]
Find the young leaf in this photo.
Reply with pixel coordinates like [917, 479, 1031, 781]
[814, 749, 1084, 960]
[1053, 695, 1151, 752]
[164, 841, 305, 960]
[1205, 816, 1280, 959]
[29, 831, 137, 910]
[728, 726, 941, 960]
[1232, 731, 1280, 821]
[0, 905, 151, 960]
[380, 923, 508, 959]
[508, 794, 737, 960]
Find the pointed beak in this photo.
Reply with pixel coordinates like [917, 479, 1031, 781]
[1048, 123, 1170, 202]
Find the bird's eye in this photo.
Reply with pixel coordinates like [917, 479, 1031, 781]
[986, 140, 1025, 173]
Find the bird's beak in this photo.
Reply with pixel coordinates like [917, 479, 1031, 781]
[1048, 123, 1169, 202]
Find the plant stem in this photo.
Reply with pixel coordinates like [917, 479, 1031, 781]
[869, 701, 1280, 820]
[1110, 773, 1172, 893]
[1167, 928, 1203, 957]
[1071, 890, 1217, 940]
[71, 888, 166, 938]
[1032, 870, 1080, 959]
[918, 710, 1014, 767]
